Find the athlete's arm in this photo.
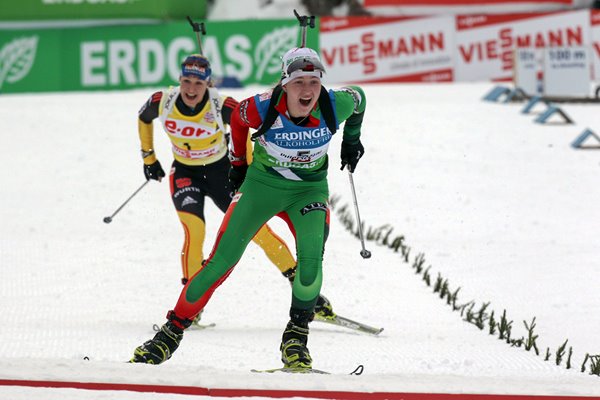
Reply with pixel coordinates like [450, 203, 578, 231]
[221, 96, 239, 125]
[333, 86, 366, 144]
[229, 97, 263, 166]
[137, 91, 163, 164]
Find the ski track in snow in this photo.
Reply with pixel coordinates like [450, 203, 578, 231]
[0, 83, 599, 400]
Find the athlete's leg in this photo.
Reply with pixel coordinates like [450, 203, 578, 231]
[205, 157, 297, 276]
[252, 224, 296, 273]
[285, 186, 329, 312]
[279, 181, 329, 368]
[170, 161, 208, 283]
[172, 172, 283, 320]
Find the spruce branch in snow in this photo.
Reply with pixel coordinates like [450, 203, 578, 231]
[330, 193, 598, 379]
[450, 288, 461, 310]
[581, 353, 589, 372]
[412, 253, 425, 274]
[474, 302, 490, 330]
[498, 310, 513, 342]
[488, 310, 497, 335]
[433, 273, 444, 294]
[422, 266, 431, 286]
[556, 339, 569, 366]
[589, 355, 600, 376]
[524, 317, 540, 355]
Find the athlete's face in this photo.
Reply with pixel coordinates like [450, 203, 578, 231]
[283, 76, 321, 118]
[179, 75, 208, 108]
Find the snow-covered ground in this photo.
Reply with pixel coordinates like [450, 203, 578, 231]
[0, 83, 599, 400]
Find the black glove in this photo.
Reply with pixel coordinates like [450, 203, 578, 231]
[228, 164, 248, 191]
[340, 140, 364, 172]
[143, 160, 165, 181]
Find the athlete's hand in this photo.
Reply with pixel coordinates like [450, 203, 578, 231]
[340, 140, 364, 172]
[144, 160, 165, 181]
[229, 164, 248, 191]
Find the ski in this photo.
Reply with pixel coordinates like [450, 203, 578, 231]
[251, 364, 363, 375]
[313, 314, 383, 335]
[152, 322, 216, 332]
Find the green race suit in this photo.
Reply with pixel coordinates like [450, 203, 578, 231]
[172, 85, 366, 322]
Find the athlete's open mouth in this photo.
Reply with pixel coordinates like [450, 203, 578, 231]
[299, 97, 312, 106]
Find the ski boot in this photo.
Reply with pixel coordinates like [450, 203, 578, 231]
[313, 294, 336, 321]
[280, 321, 312, 369]
[130, 311, 191, 364]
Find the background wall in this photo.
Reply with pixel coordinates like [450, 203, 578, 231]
[1, 0, 599, 93]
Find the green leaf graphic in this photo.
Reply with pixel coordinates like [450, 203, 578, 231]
[0, 36, 38, 90]
[254, 26, 298, 81]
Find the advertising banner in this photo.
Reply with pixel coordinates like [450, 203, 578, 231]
[592, 10, 600, 81]
[455, 10, 591, 82]
[0, 19, 317, 94]
[363, 0, 581, 15]
[320, 16, 454, 84]
[0, 0, 206, 21]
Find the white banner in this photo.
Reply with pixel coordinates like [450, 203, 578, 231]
[319, 16, 455, 84]
[592, 10, 600, 81]
[455, 10, 591, 82]
[543, 47, 590, 96]
[514, 48, 541, 95]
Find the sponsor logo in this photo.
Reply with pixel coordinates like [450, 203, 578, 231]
[273, 127, 331, 141]
[232, 193, 242, 203]
[259, 90, 273, 102]
[290, 150, 312, 163]
[173, 186, 201, 198]
[457, 15, 488, 29]
[459, 26, 583, 72]
[322, 30, 446, 75]
[205, 111, 215, 124]
[0, 36, 38, 90]
[239, 99, 250, 124]
[271, 116, 283, 129]
[181, 196, 198, 207]
[164, 119, 216, 138]
[253, 26, 299, 81]
[300, 202, 328, 215]
[176, 177, 192, 188]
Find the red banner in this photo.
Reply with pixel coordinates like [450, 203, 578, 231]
[365, 0, 572, 4]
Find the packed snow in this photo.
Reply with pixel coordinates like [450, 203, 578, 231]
[0, 82, 599, 400]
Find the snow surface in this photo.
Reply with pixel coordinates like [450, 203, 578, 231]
[0, 83, 599, 400]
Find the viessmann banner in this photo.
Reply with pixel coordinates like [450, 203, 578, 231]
[592, 10, 600, 81]
[320, 16, 455, 84]
[455, 10, 592, 81]
[0, 20, 318, 94]
[319, 10, 596, 84]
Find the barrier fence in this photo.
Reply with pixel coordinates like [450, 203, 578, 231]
[1, 9, 599, 93]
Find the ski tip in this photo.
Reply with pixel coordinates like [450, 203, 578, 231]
[350, 364, 364, 375]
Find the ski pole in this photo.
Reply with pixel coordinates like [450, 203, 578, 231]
[103, 180, 150, 224]
[186, 16, 206, 54]
[293, 9, 315, 48]
[347, 169, 371, 259]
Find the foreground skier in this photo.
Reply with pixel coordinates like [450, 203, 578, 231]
[130, 46, 367, 369]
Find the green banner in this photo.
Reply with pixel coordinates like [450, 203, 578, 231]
[0, 19, 320, 94]
[0, 0, 206, 21]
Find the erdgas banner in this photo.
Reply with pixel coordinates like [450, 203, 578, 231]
[0, 19, 317, 94]
[0, 0, 206, 21]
